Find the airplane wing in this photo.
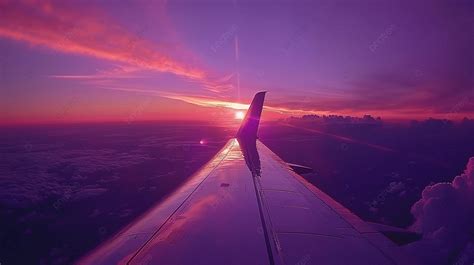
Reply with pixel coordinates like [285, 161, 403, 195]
[77, 92, 416, 265]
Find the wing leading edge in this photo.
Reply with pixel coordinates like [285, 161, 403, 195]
[77, 92, 416, 265]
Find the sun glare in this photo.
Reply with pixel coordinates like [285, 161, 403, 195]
[235, 111, 245, 120]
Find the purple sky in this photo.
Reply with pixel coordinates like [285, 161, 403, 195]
[0, 0, 472, 124]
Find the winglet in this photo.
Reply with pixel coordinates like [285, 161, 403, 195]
[236, 91, 266, 140]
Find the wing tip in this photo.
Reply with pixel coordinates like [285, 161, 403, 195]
[236, 91, 267, 140]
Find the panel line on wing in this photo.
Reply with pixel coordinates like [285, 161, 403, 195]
[259, 142, 401, 265]
[250, 161, 277, 265]
[126, 140, 237, 265]
[276, 231, 345, 239]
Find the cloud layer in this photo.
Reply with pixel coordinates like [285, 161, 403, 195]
[407, 157, 474, 264]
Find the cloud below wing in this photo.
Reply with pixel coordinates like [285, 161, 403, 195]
[407, 157, 474, 264]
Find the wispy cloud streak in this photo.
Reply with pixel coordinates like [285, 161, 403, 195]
[161, 94, 331, 116]
[0, 0, 230, 92]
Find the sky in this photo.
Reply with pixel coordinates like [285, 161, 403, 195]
[0, 0, 472, 125]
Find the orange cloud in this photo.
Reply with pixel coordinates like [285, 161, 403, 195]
[50, 65, 145, 80]
[0, 0, 230, 91]
[161, 93, 332, 117]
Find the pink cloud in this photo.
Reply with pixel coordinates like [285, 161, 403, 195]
[0, 0, 230, 92]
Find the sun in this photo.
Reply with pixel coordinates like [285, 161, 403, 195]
[234, 111, 245, 120]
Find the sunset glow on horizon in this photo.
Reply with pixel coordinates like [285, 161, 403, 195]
[1, 2, 474, 265]
[234, 111, 245, 120]
[0, 0, 472, 125]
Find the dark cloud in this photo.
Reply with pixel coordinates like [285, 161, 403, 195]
[0, 146, 153, 208]
[270, 73, 473, 118]
[71, 188, 108, 201]
[405, 157, 474, 264]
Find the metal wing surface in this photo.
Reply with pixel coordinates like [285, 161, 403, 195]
[77, 92, 416, 265]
